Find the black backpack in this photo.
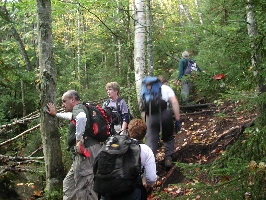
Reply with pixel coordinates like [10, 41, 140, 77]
[93, 135, 142, 198]
[103, 97, 134, 125]
[71, 103, 115, 142]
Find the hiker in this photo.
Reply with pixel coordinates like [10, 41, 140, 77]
[100, 118, 157, 200]
[177, 51, 201, 104]
[46, 90, 101, 200]
[102, 82, 130, 135]
[145, 76, 181, 168]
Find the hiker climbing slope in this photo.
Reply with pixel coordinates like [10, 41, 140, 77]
[140, 76, 181, 168]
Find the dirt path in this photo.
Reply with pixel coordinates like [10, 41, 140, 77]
[152, 101, 257, 198]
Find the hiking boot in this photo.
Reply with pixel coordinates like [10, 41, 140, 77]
[165, 156, 173, 168]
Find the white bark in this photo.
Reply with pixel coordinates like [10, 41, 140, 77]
[246, 0, 265, 95]
[179, 0, 192, 23]
[195, 0, 203, 25]
[146, 0, 154, 76]
[134, 0, 146, 103]
[246, 0, 258, 70]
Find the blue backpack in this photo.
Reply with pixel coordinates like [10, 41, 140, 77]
[140, 76, 167, 114]
[184, 60, 200, 75]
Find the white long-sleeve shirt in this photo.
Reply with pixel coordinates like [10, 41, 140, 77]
[75, 112, 87, 141]
[140, 144, 157, 185]
[56, 111, 87, 141]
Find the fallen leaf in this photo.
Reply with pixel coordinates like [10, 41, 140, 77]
[182, 142, 187, 146]
[33, 190, 43, 197]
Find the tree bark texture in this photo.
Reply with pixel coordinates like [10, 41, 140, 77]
[146, 0, 154, 76]
[36, 0, 64, 192]
[246, 0, 266, 125]
[134, 0, 146, 107]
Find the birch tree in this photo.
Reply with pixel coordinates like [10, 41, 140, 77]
[246, 0, 259, 74]
[246, 0, 266, 125]
[179, 0, 192, 23]
[194, 0, 203, 25]
[36, 0, 64, 192]
[134, 0, 146, 104]
[146, 0, 154, 75]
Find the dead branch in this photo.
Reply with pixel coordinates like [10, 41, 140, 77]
[20, 110, 39, 120]
[0, 107, 63, 134]
[29, 146, 43, 157]
[0, 115, 39, 135]
[3, 160, 43, 166]
[0, 166, 44, 174]
[159, 166, 178, 190]
[181, 110, 214, 115]
[0, 123, 40, 146]
[0, 154, 44, 161]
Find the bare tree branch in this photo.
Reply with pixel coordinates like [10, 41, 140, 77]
[0, 124, 40, 146]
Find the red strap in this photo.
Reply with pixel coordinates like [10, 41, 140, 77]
[71, 119, 76, 126]
[79, 144, 90, 158]
[96, 105, 110, 136]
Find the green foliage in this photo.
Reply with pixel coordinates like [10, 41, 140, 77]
[43, 189, 62, 200]
[58, 125, 73, 172]
[23, 121, 43, 157]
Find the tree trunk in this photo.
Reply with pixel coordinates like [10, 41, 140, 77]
[77, 8, 81, 85]
[246, 0, 266, 126]
[179, 1, 192, 23]
[246, 0, 259, 72]
[134, 0, 146, 107]
[194, 0, 203, 25]
[126, 2, 134, 110]
[36, 0, 64, 192]
[0, 6, 32, 71]
[146, 0, 154, 76]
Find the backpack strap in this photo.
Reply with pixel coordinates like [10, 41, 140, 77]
[103, 99, 110, 108]
[71, 119, 76, 126]
[105, 98, 122, 113]
[183, 59, 189, 76]
[147, 85, 162, 134]
[116, 97, 122, 113]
